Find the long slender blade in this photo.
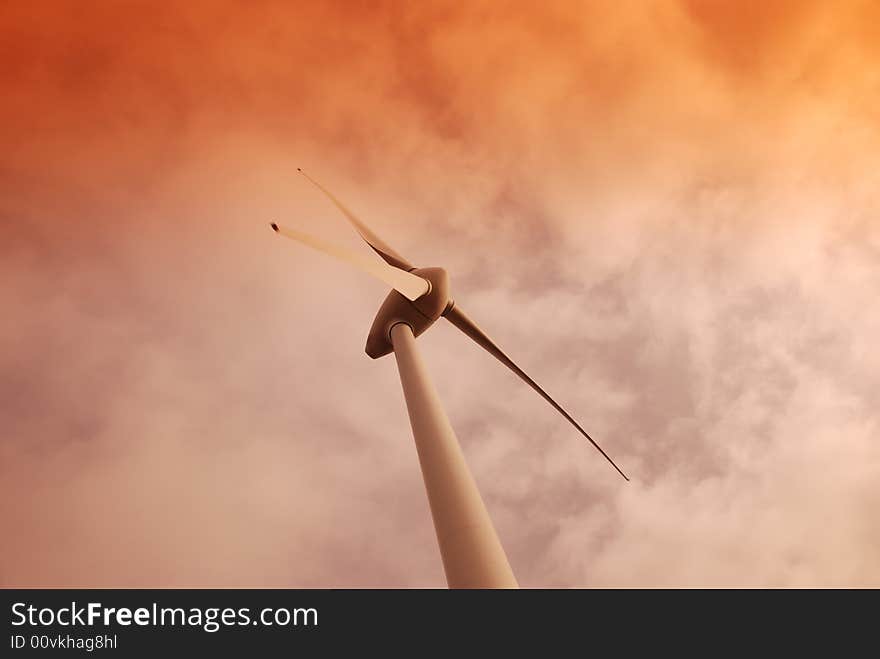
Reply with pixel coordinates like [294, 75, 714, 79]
[297, 168, 415, 271]
[444, 304, 629, 481]
[270, 223, 429, 301]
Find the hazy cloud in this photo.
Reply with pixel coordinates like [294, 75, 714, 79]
[1, 0, 878, 586]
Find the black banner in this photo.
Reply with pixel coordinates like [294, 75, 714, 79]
[1, 589, 873, 654]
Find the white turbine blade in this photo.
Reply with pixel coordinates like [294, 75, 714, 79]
[444, 304, 629, 481]
[270, 223, 430, 301]
[297, 168, 415, 271]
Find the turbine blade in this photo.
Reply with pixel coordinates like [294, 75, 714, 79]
[444, 304, 629, 481]
[270, 223, 430, 301]
[297, 168, 415, 271]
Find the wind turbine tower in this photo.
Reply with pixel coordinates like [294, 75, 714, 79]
[271, 170, 628, 588]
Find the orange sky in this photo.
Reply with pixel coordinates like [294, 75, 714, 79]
[2, 1, 879, 586]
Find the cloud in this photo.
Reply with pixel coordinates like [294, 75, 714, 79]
[1, 0, 878, 586]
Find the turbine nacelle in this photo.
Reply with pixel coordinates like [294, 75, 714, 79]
[365, 267, 452, 358]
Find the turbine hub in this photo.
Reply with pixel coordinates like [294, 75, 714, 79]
[365, 267, 452, 359]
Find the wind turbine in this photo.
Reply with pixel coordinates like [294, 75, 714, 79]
[272, 169, 628, 588]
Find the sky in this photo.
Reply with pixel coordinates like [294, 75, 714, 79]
[1, 1, 878, 587]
